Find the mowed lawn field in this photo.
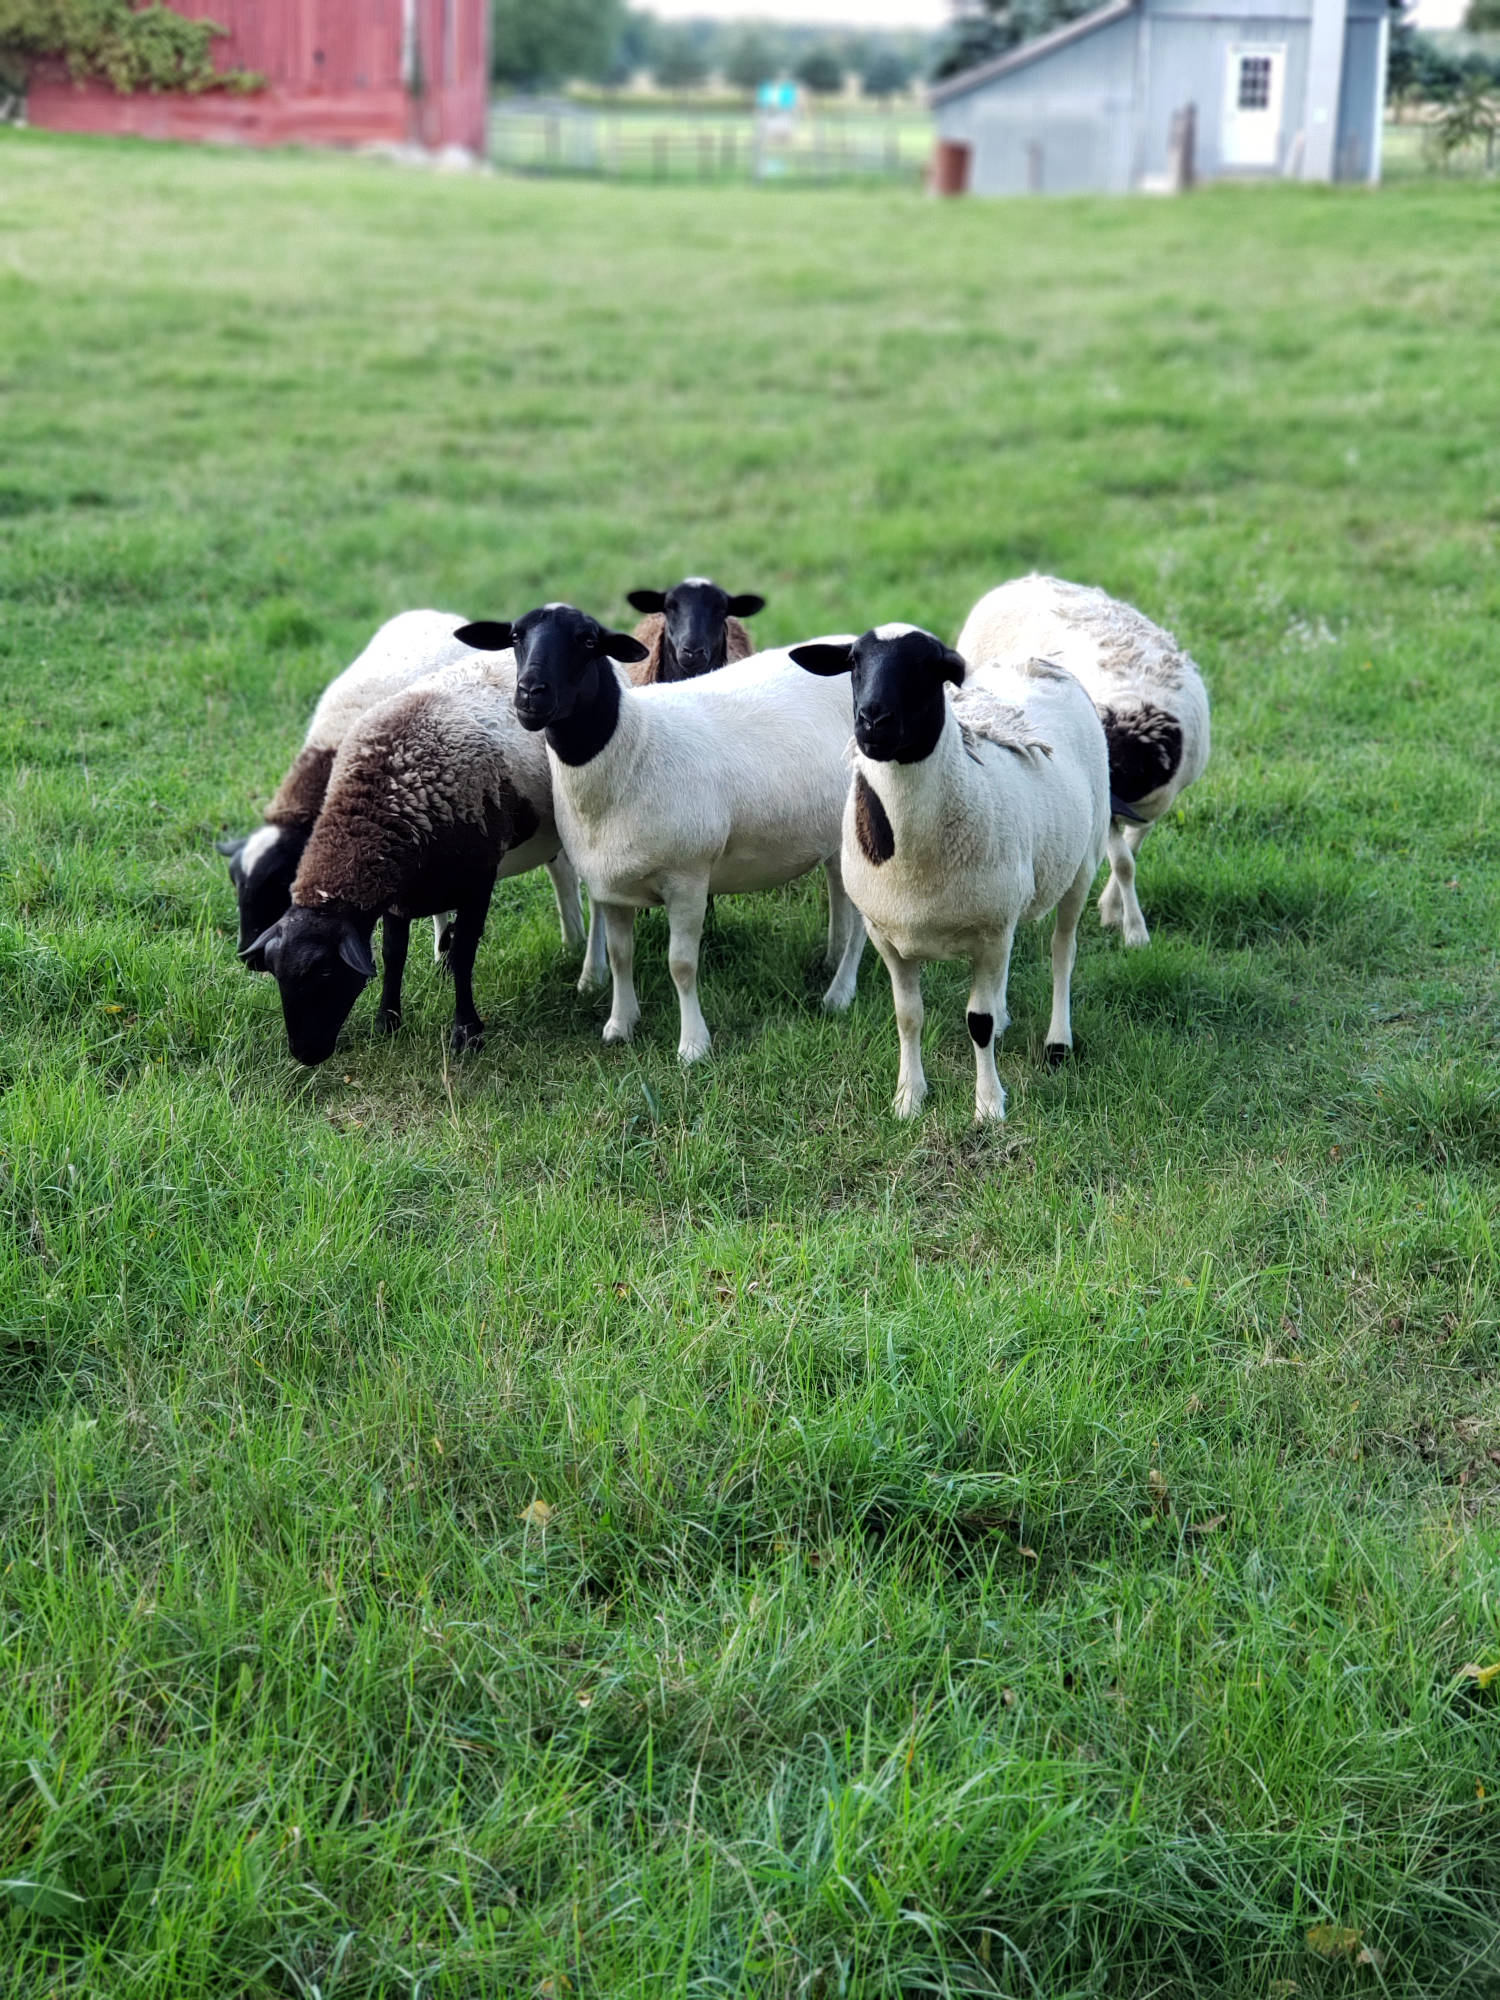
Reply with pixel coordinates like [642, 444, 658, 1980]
[2, 131, 1499, 1999]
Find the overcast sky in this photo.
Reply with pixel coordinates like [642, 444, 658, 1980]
[645, 0, 950, 26]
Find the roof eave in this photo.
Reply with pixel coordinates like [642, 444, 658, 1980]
[928, 0, 1138, 105]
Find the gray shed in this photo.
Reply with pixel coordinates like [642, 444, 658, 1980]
[930, 0, 1388, 194]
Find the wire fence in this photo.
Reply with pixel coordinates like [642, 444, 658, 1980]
[490, 103, 928, 184]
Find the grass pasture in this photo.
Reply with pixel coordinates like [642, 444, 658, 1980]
[1, 133, 1500, 1997]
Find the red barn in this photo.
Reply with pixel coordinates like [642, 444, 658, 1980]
[27, 0, 489, 155]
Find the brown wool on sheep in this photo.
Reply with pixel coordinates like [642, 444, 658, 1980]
[626, 612, 756, 686]
[291, 691, 539, 917]
[265, 745, 336, 829]
[854, 771, 896, 867]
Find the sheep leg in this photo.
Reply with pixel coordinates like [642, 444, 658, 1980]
[1102, 819, 1151, 948]
[965, 927, 1015, 1124]
[448, 875, 495, 1054]
[578, 897, 609, 993]
[378, 914, 411, 1035]
[601, 903, 641, 1046]
[664, 877, 712, 1063]
[1045, 860, 1094, 1061]
[820, 856, 867, 1012]
[432, 914, 454, 966]
[545, 852, 587, 953]
[872, 929, 926, 1118]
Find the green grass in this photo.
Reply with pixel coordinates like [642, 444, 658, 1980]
[1, 130, 1499, 1999]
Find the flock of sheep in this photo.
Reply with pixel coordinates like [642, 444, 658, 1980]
[218, 575, 1210, 1121]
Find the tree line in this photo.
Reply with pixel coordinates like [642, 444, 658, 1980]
[490, 1, 935, 96]
[490, 0, 1500, 103]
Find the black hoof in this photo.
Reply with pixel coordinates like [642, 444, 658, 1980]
[377, 1008, 402, 1036]
[1044, 1040, 1078, 1068]
[452, 1021, 485, 1055]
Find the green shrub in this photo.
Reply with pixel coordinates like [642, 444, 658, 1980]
[0, 0, 261, 94]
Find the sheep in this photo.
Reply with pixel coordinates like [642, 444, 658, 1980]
[218, 610, 479, 964]
[452, 603, 868, 1063]
[792, 625, 1109, 1124]
[243, 655, 584, 1067]
[955, 576, 1210, 948]
[624, 578, 765, 684]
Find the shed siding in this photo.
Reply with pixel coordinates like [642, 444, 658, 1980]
[1334, 7, 1386, 179]
[933, 0, 1384, 193]
[1140, 11, 1310, 179]
[936, 12, 1140, 193]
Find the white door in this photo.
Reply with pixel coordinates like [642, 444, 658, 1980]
[1222, 46, 1287, 168]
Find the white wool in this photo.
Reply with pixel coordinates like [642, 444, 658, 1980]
[302, 610, 478, 752]
[238, 822, 284, 875]
[956, 575, 1210, 948]
[845, 655, 1109, 1124]
[552, 640, 868, 1062]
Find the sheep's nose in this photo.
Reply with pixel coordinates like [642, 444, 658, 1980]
[515, 682, 553, 727]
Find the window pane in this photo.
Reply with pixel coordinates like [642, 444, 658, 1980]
[1238, 57, 1272, 110]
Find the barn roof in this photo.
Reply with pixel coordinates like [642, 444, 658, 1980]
[928, 0, 1137, 104]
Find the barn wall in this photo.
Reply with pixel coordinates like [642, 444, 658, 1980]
[27, 0, 489, 154]
[934, 12, 1140, 194]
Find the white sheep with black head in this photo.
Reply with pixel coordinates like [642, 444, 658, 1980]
[792, 625, 1109, 1123]
[453, 603, 867, 1063]
[956, 576, 1210, 947]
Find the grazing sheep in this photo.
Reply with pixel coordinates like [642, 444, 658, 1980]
[625, 578, 765, 684]
[956, 576, 1210, 947]
[219, 610, 476, 962]
[245, 657, 584, 1067]
[453, 604, 867, 1063]
[792, 625, 1109, 1123]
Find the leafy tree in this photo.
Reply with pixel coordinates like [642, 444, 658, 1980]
[1427, 70, 1500, 164]
[794, 44, 844, 96]
[860, 47, 913, 97]
[931, 0, 1094, 79]
[1465, 0, 1500, 27]
[601, 9, 655, 89]
[0, 0, 259, 93]
[652, 26, 709, 91]
[491, 0, 622, 90]
[723, 27, 777, 95]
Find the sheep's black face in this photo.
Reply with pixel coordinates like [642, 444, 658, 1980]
[792, 627, 966, 765]
[456, 605, 647, 733]
[219, 825, 308, 964]
[627, 579, 766, 681]
[252, 906, 378, 1067]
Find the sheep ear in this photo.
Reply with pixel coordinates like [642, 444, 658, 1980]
[242, 919, 283, 970]
[339, 926, 378, 980]
[600, 630, 650, 664]
[726, 592, 766, 619]
[789, 642, 854, 677]
[454, 620, 513, 652]
[938, 646, 967, 687]
[626, 589, 665, 614]
[216, 835, 247, 859]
